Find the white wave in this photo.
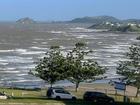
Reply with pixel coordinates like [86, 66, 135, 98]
[76, 35, 88, 38]
[0, 62, 9, 65]
[49, 30, 66, 34]
[30, 46, 48, 50]
[4, 56, 33, 63]
[32, 42, 38, 44]
[41, 42, 48, 44]
[102, 49, 127, 53]
[16, 74, 27, 76]
[99, 63, 117, 67]
[60, 46, 66, 50]
[100, 45, 128, 53]
[48, 38, 60, 40]
[0, 59, 7, 62]
[0, 70, 20, 73]
[14, 48, 45, 55]
[6, 68, 15, 70]
[17, 64, 36, 69]
[104, 44, 129, 49]
[84, 56, 95, 60]
[0, 67, 15, 70]
[14, 49, 27, 53]
[0, 50, 14, 52]
[70, 27, 95, 33]
[104, 33, 119, 37]
[98, 42, 103, 44]
[20, 51, 45, 55]
[12, 79, 42, 83]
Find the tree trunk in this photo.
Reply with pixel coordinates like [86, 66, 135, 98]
[50, 83, 53, 88]
[75, 82, 79, 92]
[136, 87, 139, 97]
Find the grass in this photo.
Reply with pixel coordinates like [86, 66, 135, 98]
[0, 85, 139, 105]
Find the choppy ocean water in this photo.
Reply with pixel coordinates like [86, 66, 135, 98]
[0, 23, 139, 88]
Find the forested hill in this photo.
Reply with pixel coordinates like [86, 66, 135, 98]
[16, 17, 36, 24]
[69, 16, 120, 24]
[69, 16, 140, 24]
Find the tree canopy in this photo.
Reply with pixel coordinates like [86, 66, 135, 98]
[117, 43, 140, 97]
[66, 42, 106, 91]
[30, 46, 67, 87]
[30, 43, 106, 91]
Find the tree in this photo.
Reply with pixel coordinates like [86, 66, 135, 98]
[30, 43, 106, 91]
[30, 46, 67, 87]
[117, 44, 140, 97]
[66, 42, 106, 92]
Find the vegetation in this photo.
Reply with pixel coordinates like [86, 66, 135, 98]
[70, 15, 140, 25]
[16, 17, 36, 24]
[30, 42, 106, 91]
[89, 22, 140, 32]
[30, 46, 68, 87]
[66, 42, 106, 92]
[77, 16, 140, 32]
[110, 25, 131, 32]
[124, 19, 140, 24]
[70, 16, 120, 23]
[88, 22, 116, 29]
[117, 44, 140, 97]
[110, 25, 140, 32]
[0, 87, 140, 105]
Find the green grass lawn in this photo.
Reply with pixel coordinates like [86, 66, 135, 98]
[0, 87, 139, 105]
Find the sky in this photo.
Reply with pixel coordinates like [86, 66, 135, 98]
[0, 0, 140, 21]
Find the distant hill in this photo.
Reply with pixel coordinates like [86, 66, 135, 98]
[81, 16, 140, 32]
[69, 16, 140, 25]
[124, 19, 140, 24]
[88, 22, 116, 29]
[69, 16, 120, 24]
[110, 24, 140, 32]
[88, 21, 140, 33]
[16, 17, 36, 24]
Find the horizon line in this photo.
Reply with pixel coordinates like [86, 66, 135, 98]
[0, 15, 140, 22]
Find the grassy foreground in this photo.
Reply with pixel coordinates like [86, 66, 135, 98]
[0, 98, 140, 105]
[0, 84, 139, 105]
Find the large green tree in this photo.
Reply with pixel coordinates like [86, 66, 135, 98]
[30, 46, 67, 87]
[117, 44, 140, 97]
[30, 43, 106, 91]
[66, 42, 106, 92]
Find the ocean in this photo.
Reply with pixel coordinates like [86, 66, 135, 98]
[0, 22, 139, 88]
